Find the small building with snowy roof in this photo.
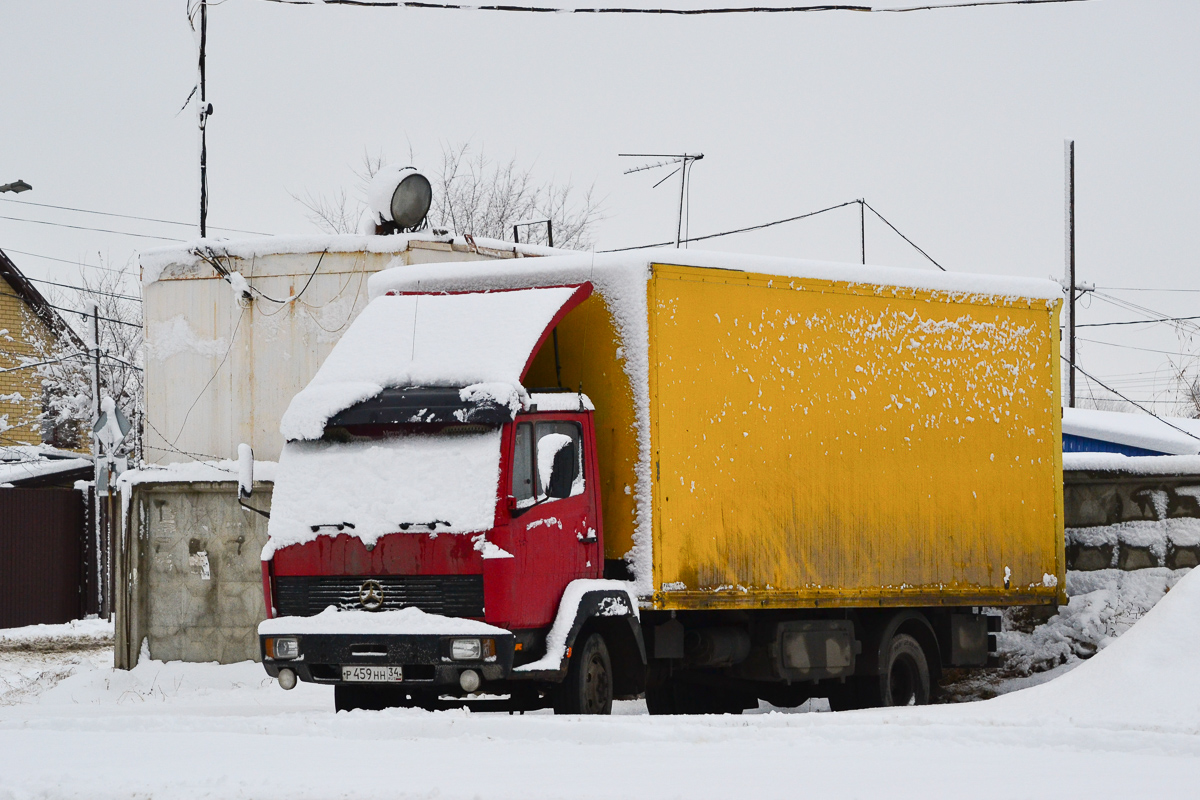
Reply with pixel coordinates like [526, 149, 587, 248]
[137, 233, 558, 466]
[1062, 407, 1200, 458]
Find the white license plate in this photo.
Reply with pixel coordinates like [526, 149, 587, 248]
[341, 665, 404, 683]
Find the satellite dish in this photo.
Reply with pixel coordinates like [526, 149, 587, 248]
[367, 166, 432, 233]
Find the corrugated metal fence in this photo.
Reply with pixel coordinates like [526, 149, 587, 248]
[0, 488, 91, 628]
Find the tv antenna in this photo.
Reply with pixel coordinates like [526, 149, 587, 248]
[620, 153, 703, 248]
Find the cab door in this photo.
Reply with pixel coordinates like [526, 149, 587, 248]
[502, 414, 600, 629]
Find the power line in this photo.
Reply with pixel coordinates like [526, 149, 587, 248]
[0, 290, 142, 329]
[1078, 337, 1195, 359]
[602, 199, 860, 252]
[1076, 314, 1200, 329]
[0, 248, 130, 275]
[1066, 357, 1200, 447]
[860, 200, 944, 271]
[1088, 291, 1200, 333]
[261, 0, 1092, 15]
[0, 213, 185, 242]
[0, 197, 271, 236]
[603, 198, 946, 271]
[23, 275, 142, 303]
[1098, 286, 1200, 294]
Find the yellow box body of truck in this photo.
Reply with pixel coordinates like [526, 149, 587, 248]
[521, 260, 1064, 611]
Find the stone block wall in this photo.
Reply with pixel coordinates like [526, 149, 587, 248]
[1065, 473, 1200, 572]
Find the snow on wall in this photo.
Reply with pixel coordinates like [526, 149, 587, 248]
[119, 460, 278, 487]
[1063, 452, 1200, 475]
[278, 286, 581, 442]
[367, 251, 1059, 596]
[139, 233, 562, 286]
[1067, 517, 1200, 562]
[1062, 407, 1200, 457]
[262, 429, 502, 559]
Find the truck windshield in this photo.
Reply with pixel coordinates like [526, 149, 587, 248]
[266, 426, 502, 549]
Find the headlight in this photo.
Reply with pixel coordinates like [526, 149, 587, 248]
[450, 638, 495, 660]
[451, 638, 481, 660]
[267, 637, 299, 660]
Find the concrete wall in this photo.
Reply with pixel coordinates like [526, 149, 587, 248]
[116, 481, 272, 669]
[1064, 470, 1200, 571]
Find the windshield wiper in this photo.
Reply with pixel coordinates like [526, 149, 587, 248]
[398, 520, 450, 531]
[309, 522, 356, 532]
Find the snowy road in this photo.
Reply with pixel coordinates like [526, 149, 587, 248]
[3, 684, 1196, 799]
[4, 571, 1200, 800]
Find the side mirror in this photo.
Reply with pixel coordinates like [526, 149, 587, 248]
[238, 443, 254, 499]
[548, 446, 574, 499]
[537, 433, 575, 500]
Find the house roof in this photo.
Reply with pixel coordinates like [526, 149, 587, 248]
[1062, 407, 1200, 457]
[0, 247, 87, 349]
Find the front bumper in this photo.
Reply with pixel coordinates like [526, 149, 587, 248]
[260, 632, 516, 688]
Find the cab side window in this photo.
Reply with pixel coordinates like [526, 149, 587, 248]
[535, 421, 584, 500]
[512, 422, 536, 506]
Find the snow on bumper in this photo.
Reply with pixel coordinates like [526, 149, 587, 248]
[259, 608, 514, 687]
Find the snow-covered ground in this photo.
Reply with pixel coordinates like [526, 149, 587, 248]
[4, 573, 1200, 798]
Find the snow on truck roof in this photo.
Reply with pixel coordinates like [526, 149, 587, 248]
[367, 248, 1064, 303]
[278, 284, 592, 441]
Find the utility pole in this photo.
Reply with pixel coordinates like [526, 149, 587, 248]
[1065, 139, 1076, 408]
[89, 306, 106, 616]
[198, 1, 211, 238]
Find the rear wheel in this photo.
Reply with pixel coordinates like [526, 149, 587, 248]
[876, 633, 931, 707]
[829, 632, 931, 710]
[554, 632, 613, 715]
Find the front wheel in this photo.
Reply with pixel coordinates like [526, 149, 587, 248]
[553, 632, 613, 715]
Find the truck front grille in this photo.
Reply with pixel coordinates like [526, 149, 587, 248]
[274, 575, 484, 618]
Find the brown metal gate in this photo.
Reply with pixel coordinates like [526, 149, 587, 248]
[0, 488, 87, 628]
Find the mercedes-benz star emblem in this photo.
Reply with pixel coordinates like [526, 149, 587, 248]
[358, 579, 385, 611]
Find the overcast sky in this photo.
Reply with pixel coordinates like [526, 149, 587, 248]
[3, 0, 1198, 410]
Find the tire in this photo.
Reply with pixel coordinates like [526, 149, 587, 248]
[553, 632, 613, 715]
[877, 633, 931, 707]
[829, 633, 931, 710]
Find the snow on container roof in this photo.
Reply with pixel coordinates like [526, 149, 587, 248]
[278, 284, 593, 441]
[367, 248, 1064, 303]
[1062, 407, 1200, 457]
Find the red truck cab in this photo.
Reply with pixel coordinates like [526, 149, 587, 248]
[258, 386, 641, 713]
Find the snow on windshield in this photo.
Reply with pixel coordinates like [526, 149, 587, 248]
[262, 429, 502, 558]
[279, 286, 582, 441]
